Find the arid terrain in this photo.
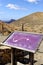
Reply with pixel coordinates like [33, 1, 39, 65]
[0, 12, 43, 35]
[0, 12, 43, 65]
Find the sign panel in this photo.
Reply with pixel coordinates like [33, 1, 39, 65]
[2, 32, 43, 53]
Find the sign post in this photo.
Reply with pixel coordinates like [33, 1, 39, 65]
[1, 31, 43, 65]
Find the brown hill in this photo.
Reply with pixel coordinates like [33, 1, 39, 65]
[10, 12, 43, 33]
[0, 12, 43, 35]
[11, 12, 43, 25]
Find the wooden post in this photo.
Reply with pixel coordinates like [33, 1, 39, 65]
[11, 48, 17, 65]
[22, 23, 24, 31]
[29, 52, 34, 65]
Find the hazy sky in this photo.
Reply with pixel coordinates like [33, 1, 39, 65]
[0, 0, 43, 20]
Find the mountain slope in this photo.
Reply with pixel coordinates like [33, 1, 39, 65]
[11, 12, 43, 25]
[0, 12, 43, 35]
[10, 12, 43, 33]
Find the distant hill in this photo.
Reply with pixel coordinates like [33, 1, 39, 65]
[4, 19, 16, 23]
[0, 19, 16, 23]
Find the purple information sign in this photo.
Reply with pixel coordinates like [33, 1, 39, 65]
[2, 32, 43, 53]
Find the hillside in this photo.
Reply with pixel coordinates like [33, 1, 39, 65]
[10, 12, 43, 33]
[0, 21, 15, 35]
[11, 12, 43, 25]
[0, 12, 43, 35]
[5, 19, 16, 23]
